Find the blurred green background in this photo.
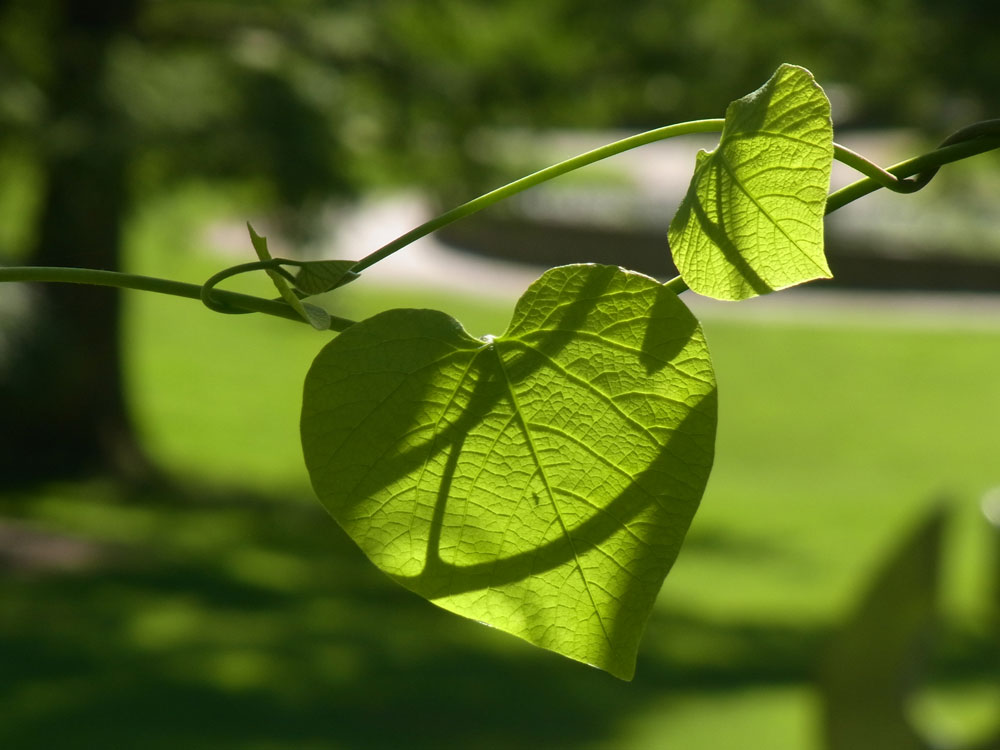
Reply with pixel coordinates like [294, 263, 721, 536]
[1, 1, 999, 748]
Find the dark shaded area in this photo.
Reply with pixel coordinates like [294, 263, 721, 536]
[0, 0, 147, 481]
[0, 482, 750, 749]
[2, 482, 997, 748]
[820, 245, 1000, 294]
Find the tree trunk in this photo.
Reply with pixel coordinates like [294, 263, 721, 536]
[0, 0, 150, 484]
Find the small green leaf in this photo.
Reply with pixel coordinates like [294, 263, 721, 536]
[247, 223, 331, 330]
[301, 264, 717, 679]
[292, 260, 359, 296]
[668, 64, 834, 300]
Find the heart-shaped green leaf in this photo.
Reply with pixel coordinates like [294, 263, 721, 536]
[301, 264, 717, 679]
[668, 64, 834, 300]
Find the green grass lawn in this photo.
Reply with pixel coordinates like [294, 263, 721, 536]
[2, 189, 998, 748]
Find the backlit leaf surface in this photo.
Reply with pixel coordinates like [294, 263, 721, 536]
[301, 264, 717, 679]
[668, 64, 834, 300]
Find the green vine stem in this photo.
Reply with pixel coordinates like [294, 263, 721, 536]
[0, 266, 357, 331]
[0, 120, 729, 324]
[1, 118, 997, 325]
[348, 118, 728, 273]
[200, 259, 295, 314]
[350, 117, 1000, 277]
[832, 144, 926, 194]
[827, 120, 1000, 213]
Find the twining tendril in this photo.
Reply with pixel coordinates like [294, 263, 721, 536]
[200, 259, 297, 314]
[827, 119, 1000, 213]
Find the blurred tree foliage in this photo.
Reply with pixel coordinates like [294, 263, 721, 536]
[0, 0, 996, 482]
[3, 0, 996, 216]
